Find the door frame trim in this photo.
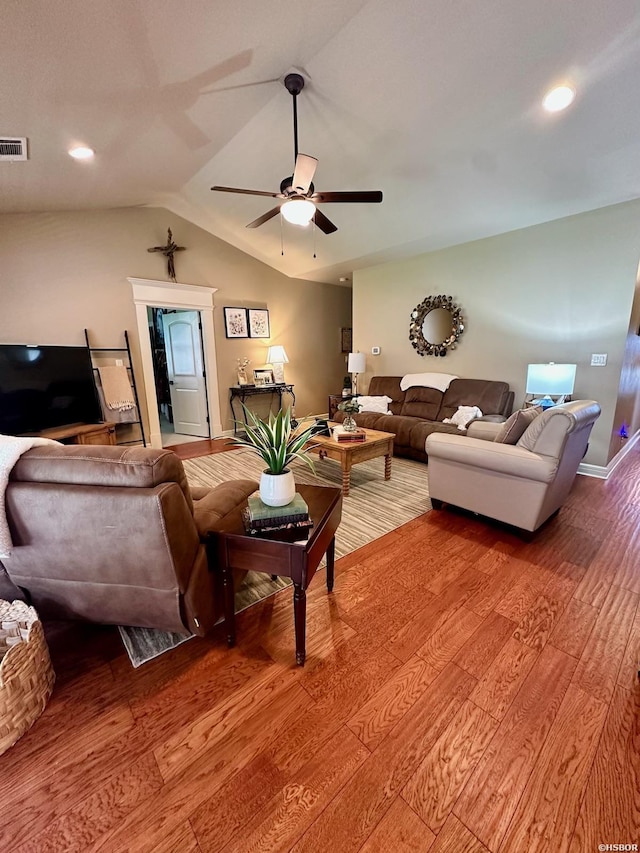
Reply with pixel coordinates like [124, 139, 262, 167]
[129, 278, 221, 448]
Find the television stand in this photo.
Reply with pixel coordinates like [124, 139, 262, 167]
[34, 422, 117, 446]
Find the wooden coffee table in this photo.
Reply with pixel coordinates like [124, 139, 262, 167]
[211, 484, 342, 666]
[309, 425, 395, 496]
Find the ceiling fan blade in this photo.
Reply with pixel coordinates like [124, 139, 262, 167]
[313, 208, 338, 235]
[211, 185, 282, 198]
[291, 154, 318, 194]
[312, 190, 383, 204]
[246, 206, 281, 229]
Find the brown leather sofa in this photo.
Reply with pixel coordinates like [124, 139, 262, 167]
[1, 445, 257, 635]
[334, 376, 514, 462]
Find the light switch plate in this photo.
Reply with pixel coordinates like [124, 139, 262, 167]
[590, 353, 607, 366]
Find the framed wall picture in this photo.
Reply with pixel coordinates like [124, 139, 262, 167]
[224, 307, 249, 338]
[341, 327, 353, 353]
[248, 308, 270, 339]
[253, 368, 275, 386]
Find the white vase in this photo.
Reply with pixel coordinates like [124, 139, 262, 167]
[259, 469, 296, 507]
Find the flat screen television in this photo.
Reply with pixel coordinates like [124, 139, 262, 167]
[0, 344, 102, 435]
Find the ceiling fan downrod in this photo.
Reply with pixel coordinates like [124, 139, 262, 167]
[284, 73, 305, 165]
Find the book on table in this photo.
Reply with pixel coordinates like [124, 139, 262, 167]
[332, 425, 367, 442]
[246, 492, 309, 529]
[241, 507, 313, 540]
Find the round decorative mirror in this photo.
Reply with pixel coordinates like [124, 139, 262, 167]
[409, 294, 464, 357]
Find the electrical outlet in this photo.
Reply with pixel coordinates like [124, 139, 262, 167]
[115, 359, 124, 367]
[590, 353, 607, 366]
[371, 346, 381, 355]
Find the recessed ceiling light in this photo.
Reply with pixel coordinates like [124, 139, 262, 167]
[542, 85, 576, 113]
[68, 146, 95, 160]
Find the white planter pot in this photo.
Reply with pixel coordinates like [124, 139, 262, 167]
[259, 469, 296, 507]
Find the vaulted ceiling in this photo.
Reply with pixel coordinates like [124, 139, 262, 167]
[3, 0, 640, 283]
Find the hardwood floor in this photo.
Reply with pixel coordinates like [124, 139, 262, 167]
[3, 447, 640, 852]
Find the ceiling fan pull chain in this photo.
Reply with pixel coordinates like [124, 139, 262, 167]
[313, 216, 317, 259]
[280, 210, 285, 256]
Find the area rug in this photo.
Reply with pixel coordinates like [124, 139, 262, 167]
[184, 450, 431, 560]
[120, 450, 431, 666]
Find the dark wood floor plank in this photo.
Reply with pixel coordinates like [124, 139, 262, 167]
[153, 661, 297, 781]
[1, 706, 136, 847]
[454, 645, 576, 851]
[416, 607, 484, 671]
[548, 597, 598, 660]
[572, 582, 639, 704]
[14, 753, 163, 853]
[358, 796, 435, 852]
[453, 611, 516, 679]
[470, 636, 538, 720]
[346, 656, 439, 750]
[513, 570, 577, 652]
[385, 567, 487, 662]
[213, 727, 369, 853]
[617, 604, 640, 691]
[290, 664, 476, 853]
[93, 683, 313, 852]
[401, 698, 499, 833]
[569, 685, 640, 852]
[188, 755, 287, 853]
[428, 815, 490, 852]
[466, 558, 524, 617]
[499, 685, 607, 853]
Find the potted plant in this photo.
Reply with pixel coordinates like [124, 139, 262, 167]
[337, 398, 361, 432]
[230, 405, 318, 506]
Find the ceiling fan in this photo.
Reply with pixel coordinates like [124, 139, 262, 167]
[211, 73, 383, 234]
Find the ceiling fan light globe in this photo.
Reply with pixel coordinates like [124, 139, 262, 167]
[281, 198, 316, 226]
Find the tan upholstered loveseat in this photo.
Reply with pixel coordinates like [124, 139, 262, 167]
[425, 400, 601, 533]
[333, 376, 514, 462]
[2, 445, 257, 635]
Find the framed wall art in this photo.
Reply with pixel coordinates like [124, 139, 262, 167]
[340, 327, 352, 353]
[253, 368, 275, 386]
[224, 307, 249, 339]
[248, 308, 270, 339]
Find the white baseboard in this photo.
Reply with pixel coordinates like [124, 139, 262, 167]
[578, 428, 640, 479]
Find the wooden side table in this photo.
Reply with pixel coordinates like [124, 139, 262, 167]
[211, 484, 342, 665]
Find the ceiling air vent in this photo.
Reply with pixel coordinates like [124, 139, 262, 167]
[0, 137, 28, 161]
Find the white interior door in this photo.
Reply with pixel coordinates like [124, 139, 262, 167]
[162, 310, 209, 437]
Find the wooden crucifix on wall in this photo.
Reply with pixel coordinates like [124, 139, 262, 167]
[147, 228, 185, 282]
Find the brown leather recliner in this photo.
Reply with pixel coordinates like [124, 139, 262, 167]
[2, 445, 257, 636]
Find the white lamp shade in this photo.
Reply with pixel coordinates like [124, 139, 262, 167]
[266, 345, 289, 364]
[526, 363, 576, 395]
[348, 351, 366, 374]
[280, 199, 315, 226]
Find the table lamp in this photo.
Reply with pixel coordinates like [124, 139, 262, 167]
[526, 363, 576, 408]
[266, 345, 289, 384]
[348, 351, 366, 396]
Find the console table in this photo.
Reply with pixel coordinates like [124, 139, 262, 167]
[229, 384, 296, 435]
[28, 422, 117, 445]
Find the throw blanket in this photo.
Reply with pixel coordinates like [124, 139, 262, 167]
[443, 406, 483, 430]
[400, 373, 458, 392]
[97, 365, 135, 411]
[0, 434, 61, 558]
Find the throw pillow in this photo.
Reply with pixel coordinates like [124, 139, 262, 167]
[353, 395, 392, 414]
[442, 405, 483, 430]
[494, 406, 541, 444]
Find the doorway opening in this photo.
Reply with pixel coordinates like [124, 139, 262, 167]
[147, 307, 210, 447]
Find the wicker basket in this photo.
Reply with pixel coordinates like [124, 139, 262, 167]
[0, 600, 55, 756]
